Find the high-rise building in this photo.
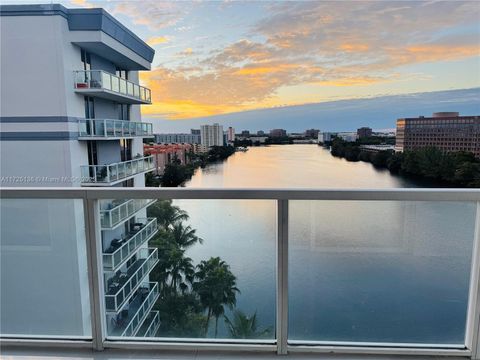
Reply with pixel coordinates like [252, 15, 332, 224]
[269, 129, 287, 138]
[227, 127, 235, 143]
[257, 130, 265, 136]
[0, 4, 160, 338]
[191, 129, 201, 135]
[357, 127, 373, 138]
[395, 112, 480, 157]
[200, 123, 224, 147]
[241, 130, 250, 137]
[305, 129, 320, 139]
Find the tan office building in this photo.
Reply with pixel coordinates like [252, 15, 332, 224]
[395, 112, 480, 157]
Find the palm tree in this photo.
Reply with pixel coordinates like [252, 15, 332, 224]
[165, 247, 195, 294]
[193, 257, 240, 337]
[147, 199, 189, 230]
[224, 310, 271, 339]
[170, 222, 203, 250]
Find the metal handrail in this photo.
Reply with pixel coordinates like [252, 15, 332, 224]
[78, 119, 153, 138]
[122, 283, 159, 337]
[105, 248, 159, 312]
[73, 70, 151, 103]
[103, 218, 158, 271]
[100, 199, 156, 229]
[80, 156, 155, 184]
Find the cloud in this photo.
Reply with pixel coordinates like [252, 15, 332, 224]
[146, 36, 170, 46]
[110, 1, 189, 30]
[140, 1, 479, 119]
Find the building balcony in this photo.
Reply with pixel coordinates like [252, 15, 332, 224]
[100, 199, 156, 229]
[103, 217, 158, 272]
[78, 119, 153, 140]
[110, 282, 159, 337]
[136, 310, 161, 338]
[1, 188, 480, 359]
[73, 70, 151, 104]
[105, 248, 158, 313]
[80, 156, 154, 186]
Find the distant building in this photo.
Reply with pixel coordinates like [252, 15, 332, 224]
[360, 145, 395, 153]
[338, 132, 358, 142]
[357, 127, 373, 138]
[396, 112, 480, 157]
[192, 143, 209, 153]
[257, 130, 265, 136]
[227, 127, 235, 142]
[305, 129, 320, 138]
[318, 132, 333, 143]
[191, 129, 201, 135]
[270, 129, 287, 138]
[241, 130, 250, 137]
[154, 133, 200, 144]
[144, 144, 193, 175]
[200, 123, 224, 147]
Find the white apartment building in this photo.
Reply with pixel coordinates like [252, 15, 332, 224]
[200, 123, 224, 147]
[0, 4, 160, 338]
[227, 127, 235, 143]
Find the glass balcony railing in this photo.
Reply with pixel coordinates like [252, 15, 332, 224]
[103, 218, 158, 271]
[136, 311, 161, 338]
[73, 70, 151, 104]
[78, 119, 153, 139]
[100, 199, 156, 229]
[80, 156, 154, 185]
[110, 282, 160, 337]
[105, 248, 158, 312]
[2, 188, 480, 356]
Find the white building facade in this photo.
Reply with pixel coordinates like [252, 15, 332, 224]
[0, 4, 160, 339]
[200, 123, 224, 147]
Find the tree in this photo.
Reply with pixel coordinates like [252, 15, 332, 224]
[170, 222, 203, 249]
[164, 247, 195, 295]
[193, 257, 240, 337]
[147, 199, 189, 230]
[224, 310, 271, 339]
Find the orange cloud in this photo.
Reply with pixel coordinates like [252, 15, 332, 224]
[146, 36, 170, 46]
[340, 43, 370, 52]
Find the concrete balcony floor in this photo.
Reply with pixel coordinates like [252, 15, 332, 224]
[0, 347, 468, 360]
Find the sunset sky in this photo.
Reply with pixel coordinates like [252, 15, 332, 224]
[7, 0, 480, 122]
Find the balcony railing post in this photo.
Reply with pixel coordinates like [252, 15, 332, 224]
[469, 201, 480, 359]
[276, 199, 289, 355]
[83, 198, 106, 351]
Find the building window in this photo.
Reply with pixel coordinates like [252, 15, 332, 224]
[115, 66, 128, 80]
[118, 104, 130, 120]
[81, 49, 91, 71]
[84, 97, 95, 119]
[87, 141, 98, 166]
[120, 139, 132, 162]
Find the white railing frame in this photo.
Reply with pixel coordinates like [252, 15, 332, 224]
[78, 119, 153, 139]
[1, 187, 479, 358]
[73, 70, 152, 103]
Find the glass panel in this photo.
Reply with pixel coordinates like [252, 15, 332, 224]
[120, 79, 127, 94]
[0, 199, 92, 337]
[112, 76, 120, 93]
[90, 71, 102, 88]
[78, 120, 88, 136]
[96, 120, 107, 137]
[105, 120, 114, 137]
[127, 199, 276, 340]
[289, 200, 476, 345]
[127, 82, 134, 96]
[102, 72, 112, 90]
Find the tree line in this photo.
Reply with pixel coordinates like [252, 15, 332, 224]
[147, 200, 271, 338]
[329, 138, 480, 187]
[146, 146, 236, 188]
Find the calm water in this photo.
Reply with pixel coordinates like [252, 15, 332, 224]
[175, 145, 475, 343]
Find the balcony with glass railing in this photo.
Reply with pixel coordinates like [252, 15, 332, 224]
[109, 282, 160, 337]
[105, 248, 158, 313]
[2, 188, 480, 359]
[80, 156, 154, 186]
[136, 311, 161, 338]
[74, 70, 151, 104]
[78, 119, 153, 140]
[100, 199, 156, 229]
[103, 218, 158, 272]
